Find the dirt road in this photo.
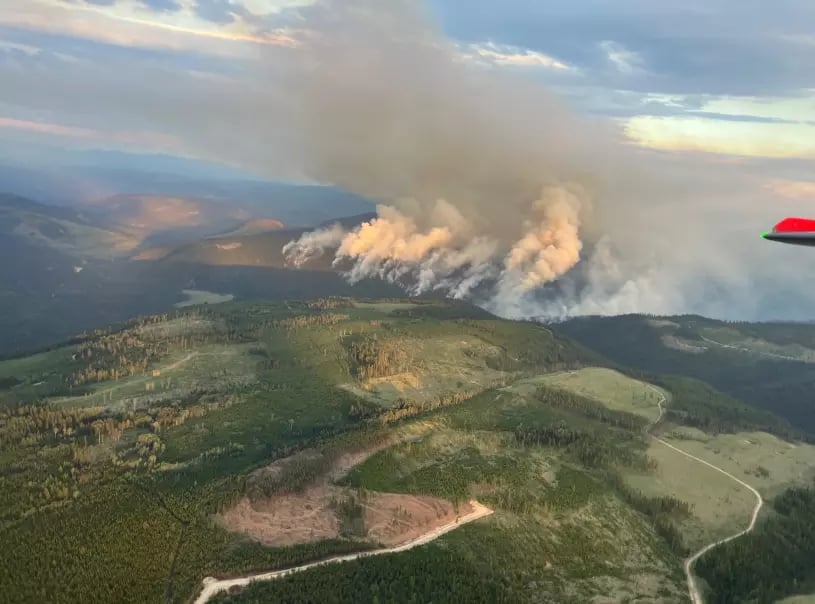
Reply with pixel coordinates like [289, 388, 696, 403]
[193, 500, 494, 604]
[699, 334, 808, 362]
[645, 385, 763, 604]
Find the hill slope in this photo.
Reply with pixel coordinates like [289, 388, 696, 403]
[3, 298, 814, 604]
[0, 193, 139, 258]
[141, 213, 375, 270]
[555, 314, 815, 434]
[84, 194, 264, 248]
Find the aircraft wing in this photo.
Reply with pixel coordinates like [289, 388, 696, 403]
[763, 217, 815, 246]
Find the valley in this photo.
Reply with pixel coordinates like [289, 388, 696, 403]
[0, 194, 396, 357]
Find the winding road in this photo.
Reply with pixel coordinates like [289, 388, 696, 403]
[645, 385, 764, 604]
[193, 500, 494, 604]
[698, 334, 810, 363]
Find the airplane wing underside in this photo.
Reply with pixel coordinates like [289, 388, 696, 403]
[763, 218, 815, 247]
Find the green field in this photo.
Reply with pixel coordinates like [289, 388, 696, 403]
[555, 314, 815, 434]
[624, 439, 756, 550]
[661, 428, 815, 500]
[510, 367, 668, 423]
[51, 343, 258, 411]
[697, 325, 815, 363]
[778, 595, 815, 604]
[175, 289, 236, 308]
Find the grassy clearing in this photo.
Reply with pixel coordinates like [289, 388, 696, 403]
[698, 326, 815, 363]
[778, 595, 815, 603]
[0, 346, 79, 404]
[661, 428, 815, 500]
[175, 290, 235, 308]
[0, 347, 75, 378]
[523, 367, 814, 551]
[510, 367, 667, 423]
[51, 344, 257, 411]
[554, 314, 815, 435]
[351, 301, 420, 313]
[623, 438, 756, 551]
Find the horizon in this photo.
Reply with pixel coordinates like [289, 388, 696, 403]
[2, 0, 815, 322]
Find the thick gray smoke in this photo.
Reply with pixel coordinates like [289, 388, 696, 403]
[281, 0, 617, 309]
[278, 0, 815, 321]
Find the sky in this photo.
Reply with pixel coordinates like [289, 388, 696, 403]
[1, 0, 815, 320]
[1, 0, 813, 161]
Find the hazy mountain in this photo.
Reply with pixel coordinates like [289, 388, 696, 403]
[0, 154, 375, 227]
[213, 218, 286, 237]
[137, 212, 375, 270]
[83, 194, 274, 248]
[0, 193, 139, 259]
[0, 194, 395, 355]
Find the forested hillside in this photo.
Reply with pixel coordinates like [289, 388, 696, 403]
[0, 298, 597, 603]
[696, 483, 815, 603]
[2, 299, 814, 603]
[556, 314, 815, 434]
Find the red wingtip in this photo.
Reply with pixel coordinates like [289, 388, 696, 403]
[773, 217, 815, 233]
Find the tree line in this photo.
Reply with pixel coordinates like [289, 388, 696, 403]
[695, 483, 815, 603]
[273, 314, 350, 331]
[346, 337, 413, 381]
[533, 386, 648, 432]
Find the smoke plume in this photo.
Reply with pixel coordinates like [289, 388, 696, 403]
[280, 0, 621, 310]
[274, 1, 815, 322]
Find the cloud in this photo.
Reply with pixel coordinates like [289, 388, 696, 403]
[458, 42, 573, 70]
[429, 0, 815, 97]
[625, 115, 815, 158]
[0, 40, 41, 56]
[766, 179, 815, 201]
[599, 40, 644, 74]
[0, 116, 181, 150]
[0, 0, 299, 57]
[696, 94, 815, 124]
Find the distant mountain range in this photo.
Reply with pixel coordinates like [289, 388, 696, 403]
[0, 158, 376, 228]
[136, 212, 375, 269]
[0, 193, 391, 355]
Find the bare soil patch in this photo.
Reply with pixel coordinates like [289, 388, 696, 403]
[647, 319, 680, 329]
[217, 487, 472, 548]
[218, 426, 469, 548]
[661, 334, 708, 354]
